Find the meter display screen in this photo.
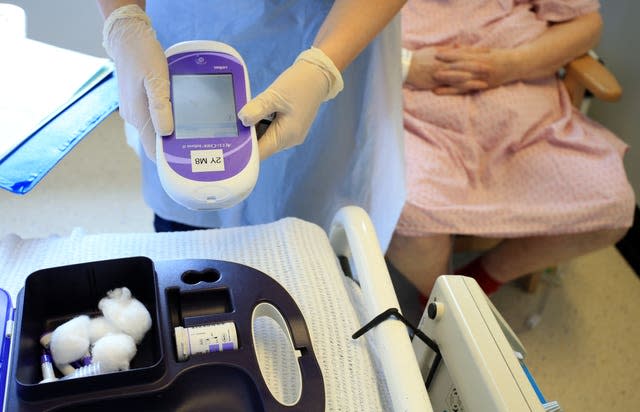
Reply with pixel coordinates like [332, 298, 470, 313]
[172, 74, 238, 139]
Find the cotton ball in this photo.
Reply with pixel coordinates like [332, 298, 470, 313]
[89, 316, 121, 344]
[91, 333, 137, 373]
[98, 287, 152, 344]
[50, 315, 90, 364]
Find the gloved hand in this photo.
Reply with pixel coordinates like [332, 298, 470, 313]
[238, 47, 344, 160]
[102, 4, 173, 160]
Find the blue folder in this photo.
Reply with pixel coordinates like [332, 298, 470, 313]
[0, 73, 119, 195]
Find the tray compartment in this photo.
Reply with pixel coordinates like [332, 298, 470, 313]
[166, 286, 233, 328]
[52, 365, 263, 412]
[14, 256, 164, 400]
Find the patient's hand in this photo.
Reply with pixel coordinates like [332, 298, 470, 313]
[433, 47, 518, 95]
[406, 46, 493, 94]
[405, 47, 446, 91]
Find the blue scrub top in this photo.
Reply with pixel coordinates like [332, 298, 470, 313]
[140, 0, 405, 250]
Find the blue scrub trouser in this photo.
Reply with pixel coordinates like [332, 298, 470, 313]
[153, 214, 208, 232]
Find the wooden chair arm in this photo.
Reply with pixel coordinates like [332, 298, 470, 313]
[564, 54, 622, 106]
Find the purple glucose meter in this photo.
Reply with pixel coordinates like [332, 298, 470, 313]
[156, 41, 259, 210]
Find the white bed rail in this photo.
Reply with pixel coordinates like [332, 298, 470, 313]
[329, 206, 432, 412]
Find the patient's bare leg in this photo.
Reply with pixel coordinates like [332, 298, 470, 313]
[386, 233, 452, 295]
[481, 228, 629, 283]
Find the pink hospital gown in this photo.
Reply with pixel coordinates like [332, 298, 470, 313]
[397, 0, 635, 237]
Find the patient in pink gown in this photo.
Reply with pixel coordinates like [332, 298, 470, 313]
[388, 0, 635, 296]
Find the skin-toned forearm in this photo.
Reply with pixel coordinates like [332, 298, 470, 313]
[96, 0, 144, 19]
[514, 11, 602, 81]
[313, 0, 406, 71]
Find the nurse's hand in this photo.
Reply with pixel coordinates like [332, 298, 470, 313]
[102, 4, 173, 160]
[238, 48, 343, 160]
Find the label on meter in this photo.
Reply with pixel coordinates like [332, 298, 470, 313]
[190, 149, 225, 172]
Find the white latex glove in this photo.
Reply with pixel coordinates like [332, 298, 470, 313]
[238, 47, 343, 160]
[102, 4, 173, 160]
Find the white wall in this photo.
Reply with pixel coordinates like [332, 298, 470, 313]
[587, 0, 639, 202]
[4, 0, 106, 57]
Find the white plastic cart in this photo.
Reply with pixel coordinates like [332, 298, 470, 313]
[0, 206, 551, 411]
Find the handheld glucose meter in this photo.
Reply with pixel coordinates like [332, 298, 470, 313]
[157, 40, 259, 210]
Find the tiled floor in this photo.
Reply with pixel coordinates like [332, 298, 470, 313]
[492, 248, 640, 411]
[1, 113, 638, 411]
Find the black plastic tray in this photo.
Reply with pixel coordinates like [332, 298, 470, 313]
[4, 257, 325, 411]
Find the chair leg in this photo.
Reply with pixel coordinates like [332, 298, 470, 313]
[521, 271, 543, 293]
[521, 266, 559, 293]
[523, 266, 561, 329]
